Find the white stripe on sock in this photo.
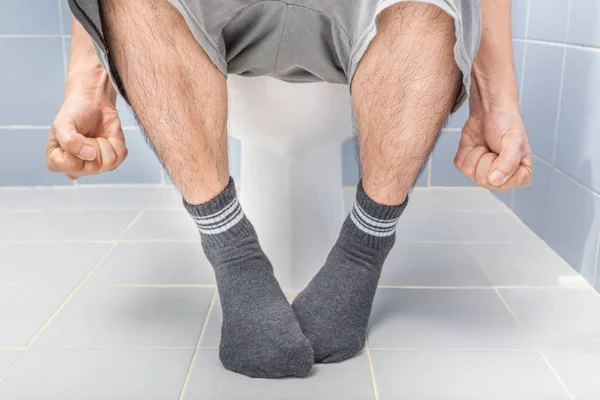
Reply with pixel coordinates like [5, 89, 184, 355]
[353, 203, 399, 229]
[192, 198, 239, 225]
[198, 210, 245, 235]
[350, 212, 396, 237]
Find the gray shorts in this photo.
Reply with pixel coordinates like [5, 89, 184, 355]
[68, 0, 481, 111]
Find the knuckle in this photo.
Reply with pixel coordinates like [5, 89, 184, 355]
[119, 146, 129, 161]
[63, 134, 77, 148]
[46, 157, 58, 172]
[104, 153, 118, 168]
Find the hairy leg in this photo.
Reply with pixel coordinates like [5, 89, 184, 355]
[353, 2, 461, 205]
[100, 0, 228, 204]
[293, 2, 461, 363]
[100, 0, 313, 378]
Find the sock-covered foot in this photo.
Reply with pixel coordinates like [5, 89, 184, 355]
[292, 181, 407, 363]
[184, 178, 313, 378]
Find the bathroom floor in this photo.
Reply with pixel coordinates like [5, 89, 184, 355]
[0, 185, 599, 399]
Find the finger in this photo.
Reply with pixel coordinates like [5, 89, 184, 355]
[52, 115, 97, 161]
[46, 146, 85, 174]
[96, 137, 119, 173]
[495, 164, 533, 191]
[488, 133, 525, 187]
[107, 133, 128, 167]
[458, 145, 488, 181]
[475, 152, 497, 189]
[453, 138, 473, 171]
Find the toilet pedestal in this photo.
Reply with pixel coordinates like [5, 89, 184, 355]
[228, 76, 353, 293]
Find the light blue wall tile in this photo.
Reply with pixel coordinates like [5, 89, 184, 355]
[0, 0, 60, 34]
[528, 0, 570, 42]
[446, 40, 523, 132]
[446, 103, 468, 130]
[513, 158, 553, 240]
[414, 161, 428, 187]
[61, 0, 72, 34]
[431, 130, 475, 187]
[0, 38, 65, 125]
[229, 137, 241, 180]
[342, 137, 359, 186]
[116, 97, 138, 128]
[513, 40, 526, 94]
[546, 170, 600, 284]
[555, 48, 600, 192]
[520, 43, 564, 162]
[78, 128, 162, 184]
[568, 0, 600, 47]
[512, 0, 529, 39]
[0, 129, 72, 186]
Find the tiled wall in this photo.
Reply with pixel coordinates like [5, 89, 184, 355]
[0, 0, 238, 186]
[490, 0, 600, 291]
[1, 1, 599, 287]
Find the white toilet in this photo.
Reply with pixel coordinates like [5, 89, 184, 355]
[227, 75, 354, 293]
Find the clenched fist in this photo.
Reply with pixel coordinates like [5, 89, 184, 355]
[47, 95, 127, 180]
[454, 78, 533, 191]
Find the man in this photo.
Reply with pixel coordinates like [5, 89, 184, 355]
[47, 0, 532, 379]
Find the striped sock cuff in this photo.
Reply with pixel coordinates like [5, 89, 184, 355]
[350, 202, 400, 237]
[348, 180, 408, 240]
[183, 178, 250, 238]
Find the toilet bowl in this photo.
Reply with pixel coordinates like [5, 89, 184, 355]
[228, 75, 354, 293]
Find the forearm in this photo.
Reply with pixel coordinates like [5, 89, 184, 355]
[65, 17, 117, 103]
[472, 0, 519, 112]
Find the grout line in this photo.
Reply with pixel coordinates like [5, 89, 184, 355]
[0, 349, 25, 352]
[368, 347, 538, 352]
[364, 337, 380, 400]
[494, 289, 575, 400]
[533, 154, 600, 197]
[0, 34, 64, 38]
[85, 283, 216, 288]
[0, 241, 116, 245]
[0, 183, 164, 190]
[57, 0, 68, 79]
[0, 125, 51, 130]
[509, 0, 529, 213]
[512, 37, 600, 52]
[551, 1, 572, 165]
[0, 239, 547, 245]
[376, 285, 589, 290]
[427, 157, 432, 187]
[592, 232, 600, 291]
[30, 346, 196, 350]
[178, 289, 217, 400]
[0, 190, 160, 385]
[518, 0, 530, 103]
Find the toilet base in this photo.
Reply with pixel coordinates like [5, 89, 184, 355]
[228, 76, 354, 293]
[238, 139, 347, 293]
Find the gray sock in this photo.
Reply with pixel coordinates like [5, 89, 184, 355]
[292, 181, 407, 363]
[184, 178, 313, 378]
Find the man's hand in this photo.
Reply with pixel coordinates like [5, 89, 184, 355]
[47, 95, 127, 180]
[454, 79, 532, 192]
[47, 16, 127, 180]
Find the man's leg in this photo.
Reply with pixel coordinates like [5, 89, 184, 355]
[100, 0, 313, 377]
[293, 2, 461, 362]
